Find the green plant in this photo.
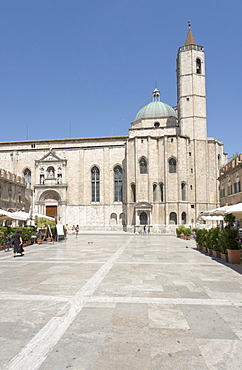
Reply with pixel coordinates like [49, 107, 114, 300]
[176, 225, 187, 235]
[21, 227, 34, 242]
[35, 217, 56, 229]
[0, 231, 4, 244]
[195, 229, 208, 247]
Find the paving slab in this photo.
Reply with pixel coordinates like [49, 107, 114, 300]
[1, 233, 242, 369]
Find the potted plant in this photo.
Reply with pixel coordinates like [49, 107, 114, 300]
[223, 214, 241, 264]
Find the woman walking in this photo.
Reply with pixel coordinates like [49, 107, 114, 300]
[13, 229, 24, 257]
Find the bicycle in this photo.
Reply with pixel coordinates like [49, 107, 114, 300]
[2, 236, 13, 252]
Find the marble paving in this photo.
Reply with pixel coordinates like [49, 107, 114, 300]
[1, 233, 242, 369]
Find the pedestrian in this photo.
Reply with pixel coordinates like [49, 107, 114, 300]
[72, 225, 75, 234]
[13, 229, 24, 257]
[143, 225, 147, 235]
[75, 225, 79, 237]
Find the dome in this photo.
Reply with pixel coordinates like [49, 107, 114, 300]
[135, 101, 177, 121]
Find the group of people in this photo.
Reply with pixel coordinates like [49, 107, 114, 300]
[64, 224, 80, 238]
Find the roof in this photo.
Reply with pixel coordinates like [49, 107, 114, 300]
[134, 101, 177, 120]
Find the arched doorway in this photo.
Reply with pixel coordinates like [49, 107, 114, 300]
[140, 212, 148, 225]
[37, 190, 62, 222]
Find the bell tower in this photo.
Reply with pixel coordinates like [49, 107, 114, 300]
[176, 25, 207, 140]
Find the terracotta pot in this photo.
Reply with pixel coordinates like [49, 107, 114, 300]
[220, 253, 228, 262]
[207, 248, 213, 255]
[212, 250, 221, 258]
[37, 240, 42, 244]
[46, 238, 52, 242]
[202, 246, 207, 253]
[227, 249, 241, 264]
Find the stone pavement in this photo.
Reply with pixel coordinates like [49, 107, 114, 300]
[1, 233, 242, 370]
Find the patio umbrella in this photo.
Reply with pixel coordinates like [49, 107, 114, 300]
[209, 205, 231, 216]
[224, 203, 242, 218]
[0, 209, 28, 221]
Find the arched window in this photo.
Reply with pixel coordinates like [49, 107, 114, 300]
[169, 158, 176, 173]
[154, 121, 160, 127]
[18, 190, 21, 203]
[139, 157, 147, 174]
[234, 173, 241, 194]
[153, 183, 158, 202]
[181, 182, 186, 201]
[131, 183, 136, 202]
[220, 183, 225, 199]
[140, 212, 148, 225]
[0, 185, 2, 199]
[114, 166, 122, 202]
[110, 213, 117, 225]
[228, 178, 232, 196]
[24, 168, 31, 183]
[8, 187, 12, 201]
[160, 182, 164, 202]
[91, 166, 100, 202]
[196, 58, 201, 74]
[169, 212, 177, 224]
[181, 212, 186, 224]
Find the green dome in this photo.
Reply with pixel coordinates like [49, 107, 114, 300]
[135, 101, 177, 121]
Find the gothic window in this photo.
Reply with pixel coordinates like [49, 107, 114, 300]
[24, 168, 31, 183]
[234, 174, 241, 194]
[196, 58, 201, 74]
[160, 182, 164, 202]
[220, 183, 225, 198]
[181, 212, 186, 224]
[181, 182, 186, 201]
[18, 190, 21, 203]
[169, 158, 176, 173]
[139, 157, 147, 174]
[153, 183, 158, 202]
[114, 166, 122, 202]
[169, 212, 177, 225]
[131, 183, 136, 202]
[140, 212, 148, 225]
[91, 166, 100, 202]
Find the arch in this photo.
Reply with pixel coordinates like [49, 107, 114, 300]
[8, 186, 12, 201]
[196, 58, 201, 74]
[131, 183, 136, 202]
[181, 212, 187, 224]
[47, 166, 55, 178]
[139, 157, 147, 174]
[234, 173, 241, 193]
[220, 182, 225, 198]
[23, 168, 31, 183]
[119, 213, 125, 225]
[228, 178, 232, 196]
[153, 183, 158, 202]
[169, 157, 177, 173]
[181, 181, 187, 201]
[169, 212, 177, 225]
[91, 166, 100, 202]
[110, 213, 117, 226]
[154, 121, 160, 127]
[114, 165, 122, 202]
[140, 212, 148, 225]
[39, 189, 62, 202]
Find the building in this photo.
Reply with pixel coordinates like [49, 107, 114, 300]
[218, 154, 242, 207]
[0, 168, 26, 213]
[0, 27, 226, 233]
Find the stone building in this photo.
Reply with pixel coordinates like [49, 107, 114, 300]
[0, 168, 26, 213]
[218, 154, 242, 207]
[0, 27, 226, 233]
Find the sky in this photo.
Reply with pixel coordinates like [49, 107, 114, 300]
[0, 0, 241, 158]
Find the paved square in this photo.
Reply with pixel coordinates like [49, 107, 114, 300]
[1, 233, 242, 369]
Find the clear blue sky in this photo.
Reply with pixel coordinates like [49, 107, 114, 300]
[0, 0, 241, 158]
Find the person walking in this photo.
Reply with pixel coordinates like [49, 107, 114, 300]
[13, 229, 24, 257]
[75, 225, 79, 237]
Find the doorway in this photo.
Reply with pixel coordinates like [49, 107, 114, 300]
[46, 206, 57, 219]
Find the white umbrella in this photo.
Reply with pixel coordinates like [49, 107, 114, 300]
[209, 205, 231, 216]
[32, 213, 55, 221]
[199, 215, 224, 221]
[0, 209, 28, 221]
[224, 202, 242, 218]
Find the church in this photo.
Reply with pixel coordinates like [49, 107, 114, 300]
[0, 27, 226, 233]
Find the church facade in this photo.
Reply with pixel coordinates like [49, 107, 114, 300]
[0, 28, 226, 233]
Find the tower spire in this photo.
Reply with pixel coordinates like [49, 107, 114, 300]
[185, 22, 196, 49]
